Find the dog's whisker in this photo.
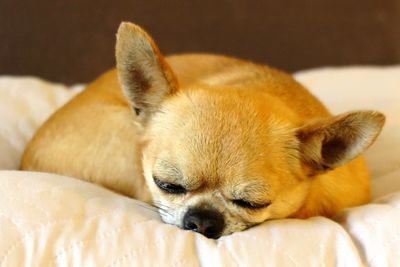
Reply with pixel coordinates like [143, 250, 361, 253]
[132, 202, 173, 217]
[151, 205, 168, 212]
[153, 201, 180, 210]
[134, 202, 160, 213]
[136, 202, 173, 217]
[153, 204, 172, 210]
[151, 202, 174, 214]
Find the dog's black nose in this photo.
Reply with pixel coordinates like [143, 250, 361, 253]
[183, 208, 225, 239]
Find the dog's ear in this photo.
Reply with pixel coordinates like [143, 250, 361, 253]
[297, 111, 385, 174]
[116, 22, 178, 119]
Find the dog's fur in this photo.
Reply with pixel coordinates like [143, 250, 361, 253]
[21, 22, 385, 237]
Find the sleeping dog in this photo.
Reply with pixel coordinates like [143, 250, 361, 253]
[21, 22, 385, 238]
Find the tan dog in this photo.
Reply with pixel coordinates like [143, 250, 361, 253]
[21, 22, 385, 238]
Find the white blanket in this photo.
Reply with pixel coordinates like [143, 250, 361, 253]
[0, 67, 399, 266]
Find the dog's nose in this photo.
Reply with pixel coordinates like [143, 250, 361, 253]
[183, 208, 225, 238]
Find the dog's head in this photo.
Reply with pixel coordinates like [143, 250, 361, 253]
[116, 22, 385, 238]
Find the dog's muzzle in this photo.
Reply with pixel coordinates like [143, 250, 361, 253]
[182, 207, 225, 239]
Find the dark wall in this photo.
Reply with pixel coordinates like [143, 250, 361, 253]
[1, 0, 399, 84]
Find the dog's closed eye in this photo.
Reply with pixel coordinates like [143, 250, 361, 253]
[153, 176, 187, 194]
[232, 199, 271, 209]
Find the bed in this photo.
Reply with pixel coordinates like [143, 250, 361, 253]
[0, 65, 399, 266]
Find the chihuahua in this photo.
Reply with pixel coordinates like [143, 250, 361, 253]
[21, 22, 385, 238]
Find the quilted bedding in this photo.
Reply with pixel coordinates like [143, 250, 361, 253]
[0, 67, 399, 266]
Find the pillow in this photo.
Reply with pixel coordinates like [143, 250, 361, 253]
[0, 170, 399, 266]
[0, 76, 82, 170]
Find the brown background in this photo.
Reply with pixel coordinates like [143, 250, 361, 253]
[1, 0, 399, 84]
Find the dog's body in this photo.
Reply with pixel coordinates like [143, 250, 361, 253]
[21, 23, 384, 238]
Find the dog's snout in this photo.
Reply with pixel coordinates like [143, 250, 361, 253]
[183, 208, 225, 239]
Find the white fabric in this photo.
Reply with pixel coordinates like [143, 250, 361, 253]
[0, 67, 399, 266]
[0, 76, 82, 170]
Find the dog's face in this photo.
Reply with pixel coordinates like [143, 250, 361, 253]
[116, 23, 385, 238]
[141, 89, 309, 237]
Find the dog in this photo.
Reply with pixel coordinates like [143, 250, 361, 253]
[21, 22, 385, 238]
